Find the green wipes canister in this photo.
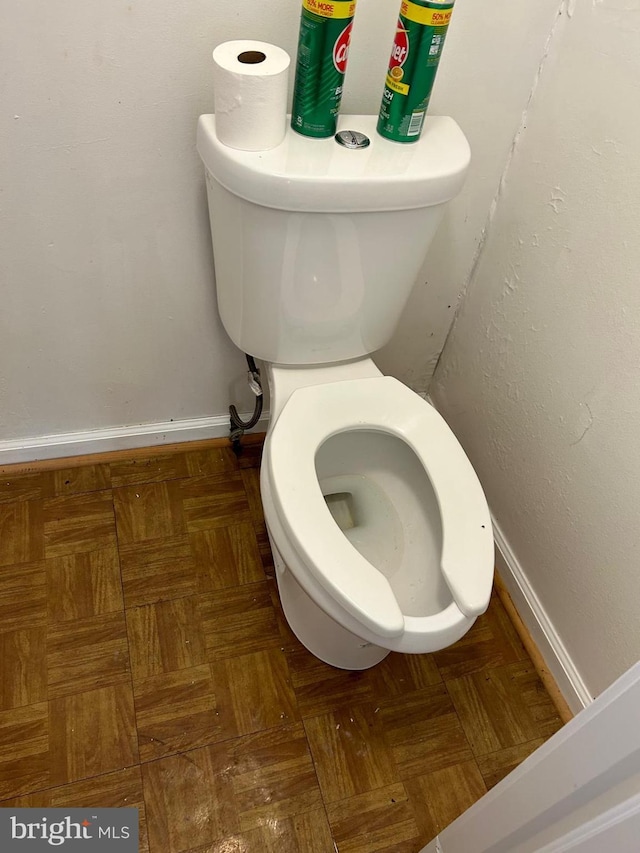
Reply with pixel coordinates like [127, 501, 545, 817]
[377, 0, 455, 143]
[291, 0, 357, 138]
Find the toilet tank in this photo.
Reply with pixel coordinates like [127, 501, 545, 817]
[197, 114, 470, 365]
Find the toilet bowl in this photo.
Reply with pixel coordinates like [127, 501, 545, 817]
[197, 112, 494, 669]
[260, 360, 494, 670]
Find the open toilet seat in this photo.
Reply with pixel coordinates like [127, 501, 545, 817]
[267, 376, 494, 641]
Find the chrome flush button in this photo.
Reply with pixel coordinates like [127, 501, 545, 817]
[334, 129, 370, 149]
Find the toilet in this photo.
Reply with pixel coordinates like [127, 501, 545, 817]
[197, 113, 494, 670]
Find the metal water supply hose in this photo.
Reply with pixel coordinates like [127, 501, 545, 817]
[229, 354, 263, 449]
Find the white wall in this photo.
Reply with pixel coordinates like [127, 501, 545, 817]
[0, 0, 560, 452]
[432, 0, 640, 698]
[377, 0, 561, 391]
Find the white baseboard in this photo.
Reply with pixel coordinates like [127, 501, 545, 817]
[492, 517, 593, 714]
[0, 411, 271, 466]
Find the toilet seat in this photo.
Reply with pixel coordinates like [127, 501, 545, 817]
[267, 376, 494, 639]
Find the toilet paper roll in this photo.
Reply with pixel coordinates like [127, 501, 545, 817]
[212, 40, 290, 151]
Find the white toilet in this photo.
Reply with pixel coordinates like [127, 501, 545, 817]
[197, 114, 494, 670]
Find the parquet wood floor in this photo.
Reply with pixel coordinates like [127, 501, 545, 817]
[0, 438, 563, 852]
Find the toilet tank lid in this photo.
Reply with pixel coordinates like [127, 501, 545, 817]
[197, 114, 470, 213]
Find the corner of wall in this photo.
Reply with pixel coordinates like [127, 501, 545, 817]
[429, 0, 573, 395]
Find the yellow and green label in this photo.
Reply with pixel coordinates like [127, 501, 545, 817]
[302, 0, 356, 19]
[377, 0, 455, 143]
[292, 0, 357, 138]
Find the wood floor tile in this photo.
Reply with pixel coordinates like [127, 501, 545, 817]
[240, 468, 263, 524]
[380, 685, 473, 779]
[371, 652, 442, 699]
[0, 627, 47, 709]
[2, 767, 150, 852]
[476, 737, 546, 789]
[433, 593, 527, 680]
[236, 441, 263, 470]
[180, 472, 252, 533]
[522, 670, 566, 735]
[113, 482, 185, 546]
[53, 464, 111, 496]
[185, 446, 238, 478]
[405, 760, 487, 842]
[134, 664, 223, 762]
[47, 612, 130, 699]
[142, 747, 239, 851]
[305, 704, 398, 804]
[230, 725, 323, 832]
[120, 536, 196, 609]
[269, 580, 299, 646]
[0, 560, 47, 633]
[199, 581, 281, 661]
[446, 660, 563, 758]
[0, 471, 53, 504]
[240, 469, 274, 572]
[0, 501, 44, 566]
[0, 703, 49, 799]
[285, 643, 376, 719]
[215, 808, 334, 853]
[191, 523, 265, 592]
[0, 441, 565, 845]
[327, 783, 421, 853]
[110, 453, 190, 488]
[143, 725, 321, 851]
[211, 649, 299, 738]
[43, 491, 116, 559]
[49, 684, 138, 785]
[486, 589, 529, 652]
[127, 596, 206, 680]
[255, 522, 275, 572]
[4, 764, 143, 805]
[46, 546, 123, 623]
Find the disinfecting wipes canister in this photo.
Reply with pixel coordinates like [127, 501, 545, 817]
[291, 0, 357, 138]
[377, 0, 455, 143]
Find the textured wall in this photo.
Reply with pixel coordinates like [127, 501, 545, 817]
[378, 0, 561, 391]
[0, 0, 560, 444]
[433, 0, 640, 696]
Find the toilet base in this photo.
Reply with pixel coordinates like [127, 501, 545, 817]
[270, 538, 390, 671]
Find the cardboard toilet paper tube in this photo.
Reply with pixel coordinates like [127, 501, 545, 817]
[212, 40, 291, 151]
